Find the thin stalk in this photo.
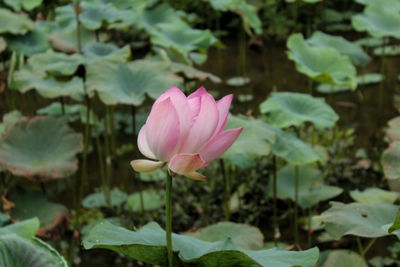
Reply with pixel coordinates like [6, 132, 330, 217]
[356, 237, 364, 256]
[59, 97, 66, 115]
[362, 238, 377, 257]
[220, 159, 230, 221]
[379, 37, 388, 110]
[165, 171, 174, 267]
[272, 155, 278, 246]
[74, 2, 82, 54]
[103, 111, 112, 194]
[131, 105, 144, 213]
[79, 87, 91, 200]
[108, 106, 116, 156]
[95, 129, 110, 205]
[294, 165, 299, 245]
[307, 208, 312, 248]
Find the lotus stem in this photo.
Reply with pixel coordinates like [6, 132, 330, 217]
[103, 110, 112, 195]
[59, 97, 65, 115]
[74, 1, 82, 54]
[272, 155, 278, 246]
[307, 208, 312, 248]
[131, 105, 144, 213]
[220, 158, 230, 221]
[95, 128, 110, 205]
[294, 165, 299, 246]
[166, 171, 174, 267]
[358, 237, 376, 259]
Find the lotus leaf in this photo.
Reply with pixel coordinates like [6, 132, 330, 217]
[189, 222, 264, 250]
[355, 37, 385, 47]
[83, 220, 319, 267]
[6, 23, 51, 56]
[0, 110, 23, 136]
[0, 116, 82, 181]
[0, 212, 10, 226]
[382, 141, 400, 180]
[268, 126, 321, 165]
[350, 188, 399, 204]
[169, 62, 221, 83]
[126, 189, 165, 212]
[0, 218, 68, 267]
[28, 50, 84, 76]
[317, 73, 383, 93]
[388, 208, 400, 234]
[49, 27, 103, 53]
[287, 33, 357, 89]
[315, 201, 399, 239]
[13, 67, 85, 101]
[4, 0, 43, 11]
[9, 187, 69, 239]
[352, 0, 400, 39]
[318, 250, 368, 267]
[307, 31, 370, 65]
[268, 165, 342, 209]
[373, 45, 400, 56]
[139, 168, 165, 182]
[0, 8, 33, 35]
[222, 115, 275, 167]
[286, 0, 321, 3]
[83, 43, 131, 63]
[226, 76, 251, 86]
[82, 188, 128, 208]
[260, 92, 338, 129]
[86, 60, 182, 106]
[139, 3, 183, 31]
[386, 117, 400, 142]
[37, 103, 98, 125]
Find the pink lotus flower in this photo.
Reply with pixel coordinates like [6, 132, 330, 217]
[131, 86, 242, 180]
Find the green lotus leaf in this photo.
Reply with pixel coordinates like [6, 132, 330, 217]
[268, 126, 321, 165]
[0, 212, 10, 226]
[0, 218, 68, 267]
[5, 22, 51, 56]
[37, 103, 98, 125]
[350, 188, 399, 204]
[286, 0, 321, 2]
[317, 73, 383, 93]
[373, 45, 400, 56]
[86, 60, 182, 106]
[287, 33, 357, 89]
[315, 201, 399, 239]
[83, 220, 319, 267]
[82, 188, 128, 208]
[206, 0, 262, 34]
[189, 222, 264, 250]
[28, 50, 84, 76]
[49, 26, 103, 53]
[386, 117, 400, 142]
[352, 0, 400, 39]
[0, 8, 33, 35]
[260, 92, 338, 129]
[4, 0, 43, 11]
[355, 37, 385, 47]
[139, 168, 165, 182]
[268, 165, 342, 209]
[139, 3, 183, 31]
[126, 189, 165, 212]
[307, 31, 370, 65]
[83, 43, 131, 63]
[12, 67, 85, 101]
[0, 116, 82, 181]
[226, 76, 251, 87]
[382, 141, 400, 180]
[169, 62, 221, 83]
[150, 22, 217, 59]
[9, 187, 69, 238]
[222, 115, 275, 167]
[318, 250, 368, 267]
[0, 110, 23, 136]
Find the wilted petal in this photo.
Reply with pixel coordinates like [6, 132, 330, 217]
[180, 93, 219, 153]
[145, 98, 180, 161]
[168, 153, 206, 174]
[130, 159, 164, 172]
[184, 171, 207, 181]
[137, 125, 156, 159]
[200, 128, 243, 162]
[215, 94, 233, 134]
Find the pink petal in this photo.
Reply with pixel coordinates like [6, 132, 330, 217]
[215, 94, 233, 134]
[168, 153, 207, 175]
[137, 125, 156, 159]
[145, 97, 180, 161]
[180, 93, 219, 153]
[188, 87, 207, 100]
[188, 97, 201, 118]
[200, 128, 243, 162]
[184, 171, 207, 181]
[155, 86, 192, 140]
[130, 159, 164, 172]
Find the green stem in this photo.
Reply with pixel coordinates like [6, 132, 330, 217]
[59, 97, 65, 115]
[307, 208, 312, 248]
[103, 110, 112, 194]
[131, 105, 144, 213]
[166, 171, 174, 267]
[272, 155, 278, 246]
[75, 2, 82, 54]
[220, 159, 230, 221]
[95, 128, 109, 205]
[294, 165, 299, 246]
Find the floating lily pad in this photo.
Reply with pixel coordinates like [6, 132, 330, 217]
[189, 222, 264, 250]
[13, 67, 85, 101]
[83, 220, 319, 267]
[315, 201, 399, 239]
[28, 50, 84, 76]
[126, 189, 165, 212]
[82, 188, 128, 208]
[0, 116, 82, 181]
[319, 250, 368, 267]
[0, 8, 33, 35]
[37, 103, 98, 125]
[0, 218, 68, 267]
[307, 31, 370, 65]
[260, 92, 338, 129]
[4, 0, 43, 11]
[382, 141, 400, 180]
[350, 188, 399, 204]
[386, 117, 400, 142]
[226, 76, 251, 87]
[352, 0, 400, 39]
[373, 45, 400, 56]
[86, 60, 182, 106]
[169, 62, 221, 83]
[268, 165, 342, 209]
[287, 33, 357, 89]
[9, 187, 69, 239]
[222, 115, 275, 167]
[83, 43, 131, 64]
